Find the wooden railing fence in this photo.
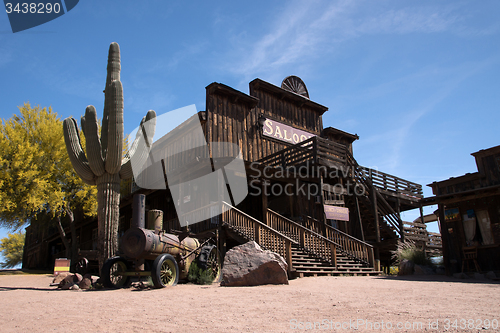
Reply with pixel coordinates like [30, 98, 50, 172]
[220, 202, 295, 272]
[266, 209, 339, 267]
[302, 215, 374, 266]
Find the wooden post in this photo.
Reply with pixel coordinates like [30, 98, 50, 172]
[419, 204, 427, 257]
[371, 186, 381, 243]
[371, 185, 381, 270]
[397, 196, 404, 242]
[285, 239, 293, 273]
[313, 137, 318, 163]
[320, 176, 327, 238]
[355, 195, 365, 242]
[254, 223, 261, 244]
[369, 247, 375, 268]
[299, 228, 305, 247]
[330, 242, 337, 268]
[262, 179, 268, 225]
[437, 205, 451, 275]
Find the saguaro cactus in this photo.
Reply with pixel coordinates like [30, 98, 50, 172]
[63, 42, 156, 270]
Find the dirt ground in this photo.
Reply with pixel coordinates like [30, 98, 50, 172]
[0, 273, 499, 333]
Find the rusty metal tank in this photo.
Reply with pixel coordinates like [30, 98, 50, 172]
[121, 227, 200, 261]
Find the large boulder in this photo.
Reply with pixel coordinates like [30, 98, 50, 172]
[398, 259, 414, 276]
[221, 241, 288, 286]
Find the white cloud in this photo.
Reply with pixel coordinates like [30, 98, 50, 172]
[356, 57, 499, 172]
[222, 0, 467, 80]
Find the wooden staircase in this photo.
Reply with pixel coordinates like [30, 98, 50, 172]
[221, 202, 380, 277]
[257, 136, 424, 266]
[292, 244, 377, 276]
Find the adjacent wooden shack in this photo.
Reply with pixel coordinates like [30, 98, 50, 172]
[423, 145, 500, 274]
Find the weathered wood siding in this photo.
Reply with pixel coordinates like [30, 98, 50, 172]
[205, 80, 329, 162]
[205, 83, 258, 161]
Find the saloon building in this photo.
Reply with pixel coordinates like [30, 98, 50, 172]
[24, 76, 430, 276]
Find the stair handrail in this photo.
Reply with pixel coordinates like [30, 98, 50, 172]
[221, 202, 296, 272]
[267, 209, 345, 268]
[343, 150, 404, 236]
[303, 215, 374, 248]
[302, 215, 375, 266]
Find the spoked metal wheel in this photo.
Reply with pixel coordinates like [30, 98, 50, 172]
[75, 257, 89, 276]
[151, 254, 179, 288]
[205, 246, 222, 283]
[101, 256, 130, 288]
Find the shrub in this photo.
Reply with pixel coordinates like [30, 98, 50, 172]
[391, 240, 433, 267]
[187, 260, 216, 285]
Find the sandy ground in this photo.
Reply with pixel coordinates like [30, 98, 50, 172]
[0, 273, 499, 333]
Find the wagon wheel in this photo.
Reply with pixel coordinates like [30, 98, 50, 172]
[75, 257, 89, 275]
[281, 75, 309, 98]
[205, 246, 222, 283]
[151, 254, 179, 288]
[101, 256, 130, 288]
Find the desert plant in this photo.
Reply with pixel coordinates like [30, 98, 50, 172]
[188, 260, 217, 285]
[391, 240, 433, 267]
[63, 42, 156, 271]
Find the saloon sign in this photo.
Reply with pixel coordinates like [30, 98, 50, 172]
[263, 119, 316, 144]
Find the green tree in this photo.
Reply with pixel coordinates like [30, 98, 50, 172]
[0, 103, 97, 264]
[0, 231, 25, 268]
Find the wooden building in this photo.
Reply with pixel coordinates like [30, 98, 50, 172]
[423, 145, 500, 275]
[24, 76, 430, 276]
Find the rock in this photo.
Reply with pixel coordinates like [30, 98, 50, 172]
[70, 284, 80, 291]
[221, 241, 288, 286]
[79, 278, 92, 290]
[58, 273, 84, 288]
[83, 274, 100, 285]
[414, 264, 435, 275]
[398, 259, 414, 276]
[51, 272, 72, 285]
[473, 273, 485, 280]
[61, 282, 75, 290]
[74, 273, 83, 283]
[485, 271, 497, 280]
[59, 274, 75, 288]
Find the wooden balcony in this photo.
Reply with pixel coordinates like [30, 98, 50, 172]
[258, 136, 423, 200]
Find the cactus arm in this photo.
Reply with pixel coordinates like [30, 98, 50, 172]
[81, 115, 86, 137]
[119, 110, 156, 180]
[105, 43, 121, 93]
[104, 80, 124, 174]
[141, 110, 157, 148]
[101, 42, 121, 160]
[63, 117, 96, 185]
[119, 119, 147, 180]
[84, 105, 105, 176]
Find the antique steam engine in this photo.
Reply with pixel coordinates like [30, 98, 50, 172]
[101, 195, 220, 288]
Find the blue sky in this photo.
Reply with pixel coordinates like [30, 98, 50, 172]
[1, 0, 499, 266]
